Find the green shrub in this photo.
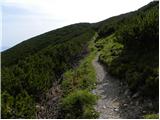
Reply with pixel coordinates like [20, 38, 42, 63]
[60, 90, 98, 118]
[15, 91, 36, 118]
[83, 106, 99, 118]
[144, 114, 159, 119]
[1, 91, 36, 119]
[61, 70, 80, 95]
[1, 91, 14, 118]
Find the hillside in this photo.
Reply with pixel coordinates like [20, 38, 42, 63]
[1, 1, 159, 119]
[1, 23, 96, 118]
[2, 23, 93, 67]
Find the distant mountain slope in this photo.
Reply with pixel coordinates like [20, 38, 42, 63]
[2, 23, 92, 67]
[92, 1, 159, 39]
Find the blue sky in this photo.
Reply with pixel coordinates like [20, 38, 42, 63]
[1, 0, 152, 51]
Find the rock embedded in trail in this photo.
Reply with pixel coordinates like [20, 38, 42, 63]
[123, 104, 128, 107]
[132, 92, 140, 98]
[124, 89, 130, 96]
[114, 108, 119, 112]
[103, 105, 106, 109]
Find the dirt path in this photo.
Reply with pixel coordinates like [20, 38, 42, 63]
[92, 54, 121, 119]
[92, 54, 146, 119]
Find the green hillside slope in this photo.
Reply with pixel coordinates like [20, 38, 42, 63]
[1, 23, 96, 118]
[2, 23, 92, 67]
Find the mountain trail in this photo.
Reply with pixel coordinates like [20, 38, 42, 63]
[92, 54, 145, 119]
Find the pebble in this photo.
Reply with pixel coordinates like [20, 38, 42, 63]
[103, 105, 106, 109]
[142, 111, 147, 114]
[36, 105, 40, 109]
[123, 104, 128, 107]
[92, 89, 96, 94]
[148, 103, 153, 108]
[136, 101, 139, 106]
[132, 92, 140, 98]
[114, 108, 119, 112]
[124, 89, 130, 95]
[120, 82, 123, 86]
[127, 95, 130, 99]
[41, 106, 45, 110]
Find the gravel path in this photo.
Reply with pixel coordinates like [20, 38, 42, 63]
[92, 54, 121, 119]
[92, 54, 148, 119]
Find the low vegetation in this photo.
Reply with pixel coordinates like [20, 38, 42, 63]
[144, 114, 159, 119]
[59, 40, 99, 118]
[60, 90, 98, 119]
[1, 24, 95, 118]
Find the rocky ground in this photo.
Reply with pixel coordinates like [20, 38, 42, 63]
[36, 82, 62, 119]
[92, 54, 156, 119]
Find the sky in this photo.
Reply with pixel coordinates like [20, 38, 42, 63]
[1, 0, 153, 51]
